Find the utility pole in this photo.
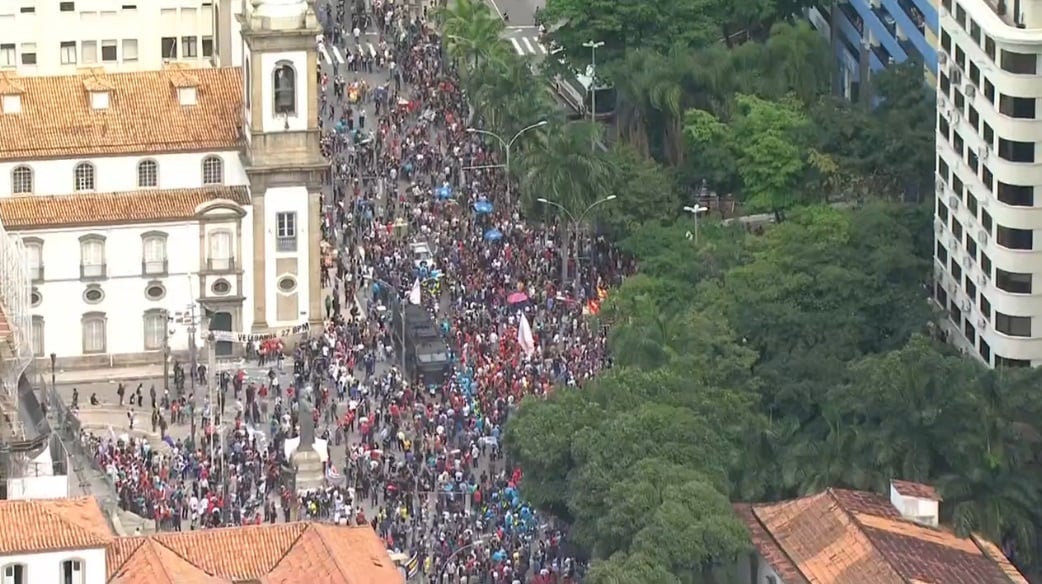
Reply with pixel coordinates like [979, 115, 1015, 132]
[187, 303, 197, 397]
[162, 310, 171, 394]
[583, 40, 605, 151]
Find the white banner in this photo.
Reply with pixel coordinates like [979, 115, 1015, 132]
[210, 322, 311, 343]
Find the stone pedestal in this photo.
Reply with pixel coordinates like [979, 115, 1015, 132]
[292, 448, 325, 492]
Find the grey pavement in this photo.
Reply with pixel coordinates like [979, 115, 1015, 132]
[484, 0, 542, 26]
[502, 25, 546, 58]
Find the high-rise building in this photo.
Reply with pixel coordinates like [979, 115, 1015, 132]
[808, 0, 938, 99]
[934, 0, 1042, 367]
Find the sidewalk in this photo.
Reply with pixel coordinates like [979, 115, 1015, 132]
[52, 364, 165, 386]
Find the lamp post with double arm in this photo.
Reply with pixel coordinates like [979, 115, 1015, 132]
[537, 194, 617, 292]
[465, 120, 547, 208]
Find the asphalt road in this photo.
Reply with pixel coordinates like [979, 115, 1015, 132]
[484, 0, 543, 26]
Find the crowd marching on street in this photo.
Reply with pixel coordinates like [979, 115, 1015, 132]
[76, 0, 637, 582]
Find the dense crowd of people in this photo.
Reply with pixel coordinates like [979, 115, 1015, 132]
[75, 1, 634, 582]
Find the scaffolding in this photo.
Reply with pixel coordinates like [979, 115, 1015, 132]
[0, 218, 31, 443]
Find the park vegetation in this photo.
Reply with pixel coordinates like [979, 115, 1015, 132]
[439, 0, 1042, 581]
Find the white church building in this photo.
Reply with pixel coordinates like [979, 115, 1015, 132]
[0, 0, 326, 368]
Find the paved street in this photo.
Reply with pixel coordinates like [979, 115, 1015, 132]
[503, 25, 546, 57]
[483, 0, 542, 26]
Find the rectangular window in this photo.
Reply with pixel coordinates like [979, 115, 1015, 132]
[982, 210, 993, 234]
[122, 39, 138, 61]
[955, 4, 967, 26]
[101, 40, 117, 62]
[984, 78, 995, 102]
[985, 36, 996, 61]
[981, 254, 992, 278]
[31, 319, 43, 359]
[951, 218, 964, 241]
[936, 241, 949, 264]
[80, 239, 106, 278]
[937, 198, 949, 223]
[60, 41, 76, 64]
[59, 1, 75, 11]
[979, 338, 991, 364]
[996, 312, 1032, 337]
[964, 319, 976, 346]
[997, 226, 1033, 250]
[143, 313, 165, 351]
[0, 44, 14, 67]
[955, 46, 966, 69]
[940, 72, 951, 95]
[999, 95, 1037, 119]
[996, 269, 1033, 294]
[995, 355, 1031, 368]
[965, 276, 977, 301]
[951, 260, 963, 284]
[161, 37, 177, 58]
[966, 191, 978, 218]
[941, 31, 951, 53]
[998, 138, 1035, 163]
[181, 36, 198, 58]
[982, 165, 993, 191]
[20, 5, 35, 13]
[82, 40, 97, 63]
[983, 122, 994, 147]
[938, 115, 950, 142]
[276, 212, 298, 252]
[980, 294, 992, 319]
[969, 19, 981, 44]
[998, 182, 1034, 207]
[20, 43, 36, 65]
[949, 299, 963, 326]
[966, 236, 978, 261]
[202, 35, 213, 57]
[938, 157, 950, 183]
[1001, 50, 1037, 74]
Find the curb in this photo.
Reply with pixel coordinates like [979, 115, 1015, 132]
[54, 370, 165, 386]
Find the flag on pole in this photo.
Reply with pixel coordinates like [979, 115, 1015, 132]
[518, 312, 535, 357]
[408, 278, 422, 305]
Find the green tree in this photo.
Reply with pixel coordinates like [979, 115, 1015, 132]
[682, 108, 739, 194]
[598, 144, 681, 238]
[517, 121, 608, 213]
[437, 0, 507, 78]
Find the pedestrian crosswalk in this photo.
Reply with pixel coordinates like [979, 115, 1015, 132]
[508, 36, 547, 56]
[316, 36, 381, 67]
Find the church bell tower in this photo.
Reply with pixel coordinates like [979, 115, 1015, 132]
[239, 0, 328, 333]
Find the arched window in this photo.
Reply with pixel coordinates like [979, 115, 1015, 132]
[137, 159, 158, 188]
[3, 562, 27, 584]
[143, 309, 166, 351]
[11, 166, 32, 194]
[74, 162, 95, 192]
[81, 314, 107, 354]
[207, 229, 233, 271]
[202, 155, 223, 185]
[273, 62, 296, 115]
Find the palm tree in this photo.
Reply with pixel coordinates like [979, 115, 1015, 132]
[516, 121, 609, 214]
[471, 56, 556, 136]
[606, 51, 656, 156]
[437, 0, 506, 77]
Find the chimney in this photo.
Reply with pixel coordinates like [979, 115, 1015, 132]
[889, 479, 941, 527]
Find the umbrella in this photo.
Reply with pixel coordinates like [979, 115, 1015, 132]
[473, 200, 494, 214]
[484, 228, 503, 242]
[507, 291, 528, 304]
[436, 185, 453, 199]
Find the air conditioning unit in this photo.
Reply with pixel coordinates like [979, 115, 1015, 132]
[962, 298, 972, 312]
[980, 195, 989, 207]
[951, 109, 961, 123]
[966, 85, 976, 98]
[939, 51, 948, 65]
[936, 181, 946, 194]
[980, 271, 990, 285]
[978, 317, 988, 328]
[980, 145, 989, 159]
[979, 230, 989, 244]
[935, 218, 945, 232]
[950, 235, 959, 249]
[949, 195, 961, 208]
[963, 255, 975, 271]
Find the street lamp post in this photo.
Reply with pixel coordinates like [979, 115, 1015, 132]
[583, 40, 605, 150]
[683, 204, 709, 244]
[466, 120, 547, 208]
[49, 353, 56, 427]
[537, 195, 617, 292]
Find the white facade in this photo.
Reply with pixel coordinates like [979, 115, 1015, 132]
[0, 0, 218, 76]
[935, 0, 1042, 366]
[23, 215, 252, 359]
[6, 443, 69, 500]
[259, 50, 309, 133]
[0, 151, 246, 196]
[0, 548, 106, 584]
[262, 186, 311, 326]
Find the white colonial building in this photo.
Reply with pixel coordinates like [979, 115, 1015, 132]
[0, 0, 221, 76]
[0, 0, 326, 368]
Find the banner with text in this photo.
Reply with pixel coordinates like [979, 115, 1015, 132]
[210, 322, 311, 343]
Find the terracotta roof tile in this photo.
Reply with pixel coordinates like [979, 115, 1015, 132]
[891, 479, 942, 501]
[733, 504, 808, 584]
[0, 186, 250, 230]
[110, 538, 232, 584]
[739, 488, 1030, 584]
[261, 527, 352, 584]
[0, 496, 112, 554]
[0, 67, 242, 161]
[310, 524, 402, 584]
[151, 523, 308, 580]
[0, 71, 25, 95]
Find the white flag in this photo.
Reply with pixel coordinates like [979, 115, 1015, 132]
[408, 278, 422, 305]
[518, 312, 535, 357]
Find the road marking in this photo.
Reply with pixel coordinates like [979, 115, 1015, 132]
[318, 43, 333, 65]
[332, 45, 345, 64]
[510, 38, 523, 55]
[483, 0, 505, 20]
[522, 37, 536, 54]
[505, 25, 536, 30]
[366, 43, 377, 58]
[536, 41, 547, 54]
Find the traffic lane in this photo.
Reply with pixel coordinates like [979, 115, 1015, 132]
[486, 0, 542, 26]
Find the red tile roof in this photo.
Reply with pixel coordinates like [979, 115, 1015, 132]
[892, 479, 942, 501]
[0, 497, 113, 554]
[737, 488, 1028, 584]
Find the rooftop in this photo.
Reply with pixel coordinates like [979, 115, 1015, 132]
[0, 497, 402, 583]
[0, 66, 242, 161]
[0, 186, 251, 230]
[736, 486, 1029, 584]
